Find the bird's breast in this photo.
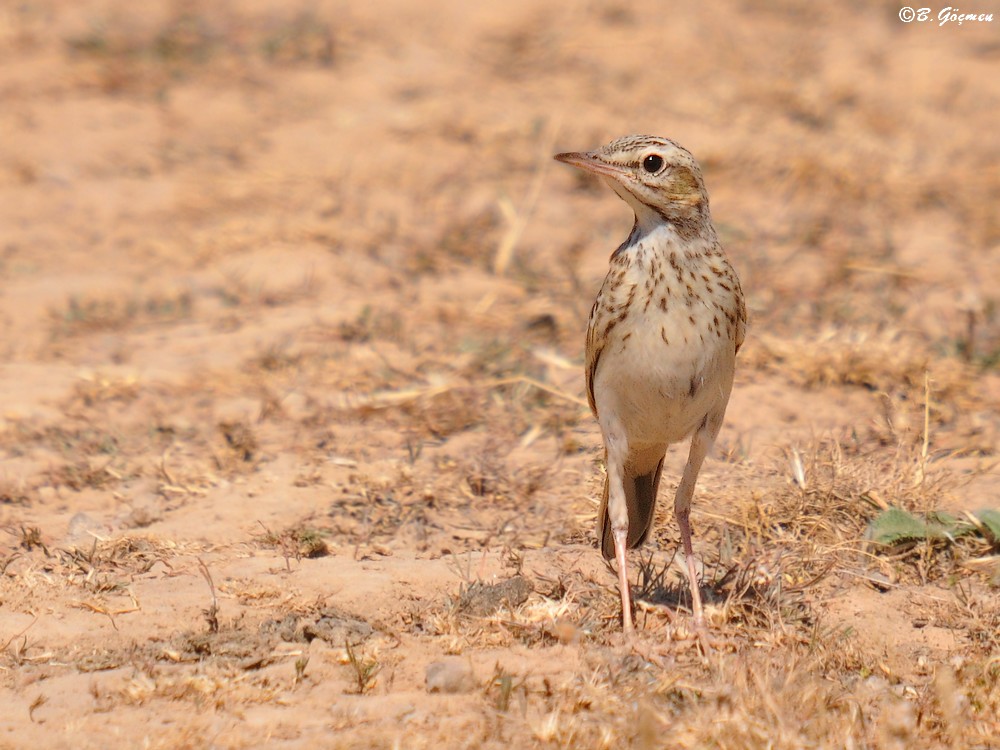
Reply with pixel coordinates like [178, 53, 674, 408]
[588, 237, 741, 444]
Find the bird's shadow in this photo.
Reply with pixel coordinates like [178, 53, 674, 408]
[631, 549, 767, 612]
[631, 549, 701, 615]
[630, 547, 817, 629]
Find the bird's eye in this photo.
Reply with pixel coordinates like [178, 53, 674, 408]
[642, 154, 663, 173]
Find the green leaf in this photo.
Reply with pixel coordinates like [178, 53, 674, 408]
[927, 511, 977, 539]
[866, 508, 941, 545]
[867, 507, 1000, 548]
[975, 509, 1000, 542]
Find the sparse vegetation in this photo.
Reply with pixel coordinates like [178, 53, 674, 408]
[49, 290, 193, 339]
[0, 0, 996, 747]
[344, 640, 380, 695]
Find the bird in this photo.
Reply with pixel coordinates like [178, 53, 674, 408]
[554, 135, 746, 633]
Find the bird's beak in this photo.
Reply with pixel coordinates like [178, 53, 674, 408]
[554, 151, 629, 180]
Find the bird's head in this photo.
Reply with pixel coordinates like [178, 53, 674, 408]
[555, 135, 712, 238]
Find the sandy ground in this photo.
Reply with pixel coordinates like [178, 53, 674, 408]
[1, 1, 999, 747]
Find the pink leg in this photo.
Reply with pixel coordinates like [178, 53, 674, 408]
[676, 500, 704, 625]
[613, 527, 634, 632]
[674, 426, 712, 625]
[601, 420, 634, 634]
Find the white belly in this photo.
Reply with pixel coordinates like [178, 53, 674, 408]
[593, 326, 734, 446]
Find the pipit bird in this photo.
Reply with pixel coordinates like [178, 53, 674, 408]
[555, 135, 746, 632]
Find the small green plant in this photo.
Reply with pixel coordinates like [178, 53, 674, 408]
[294, 655, 309, 686]
[345, 641, 380, 695]
[867, 507, 1000, 547]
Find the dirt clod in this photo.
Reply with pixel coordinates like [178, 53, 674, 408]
[426, 656, 476, 694]
[457, 575, 533, 617]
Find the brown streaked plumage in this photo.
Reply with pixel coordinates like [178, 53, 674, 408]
[555, 135, 746, 633]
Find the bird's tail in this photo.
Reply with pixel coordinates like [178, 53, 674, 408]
[598, 457, 665, 559]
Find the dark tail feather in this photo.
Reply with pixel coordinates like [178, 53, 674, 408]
[599, 457, 665, 559]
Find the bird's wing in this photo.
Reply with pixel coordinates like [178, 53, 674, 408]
[584, 299, 603, 418]
[734, 279, 747, 354]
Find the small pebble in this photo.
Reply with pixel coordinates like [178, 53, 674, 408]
[550, 619, 580, 645]
[425, 656, 475, 694]
[65, 512, 106, 546]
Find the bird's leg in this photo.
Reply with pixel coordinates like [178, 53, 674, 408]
[604, 431, 634, 633]
[674, 424, 713, 626]
[677, 509, 703, 625]
[613, 526, 633, 634]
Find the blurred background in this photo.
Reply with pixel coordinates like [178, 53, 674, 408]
[2, 0, 998, 373]
[2, 0, 997, 489]
[1, 0, 999, 745]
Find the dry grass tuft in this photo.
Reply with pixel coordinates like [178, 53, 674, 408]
[118, 664, 281, 708]
[745, 328, 973, 403]
[705, 437, 967, 595]
[254, 522, 329, 567]
[50, 458, 123, 491]
[48, 290, 192, 339]
[0, 478, 31, 506]
[65, 6, 341, 94]
[72, 372, 142, 406]
[217, 421, 259, 465]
